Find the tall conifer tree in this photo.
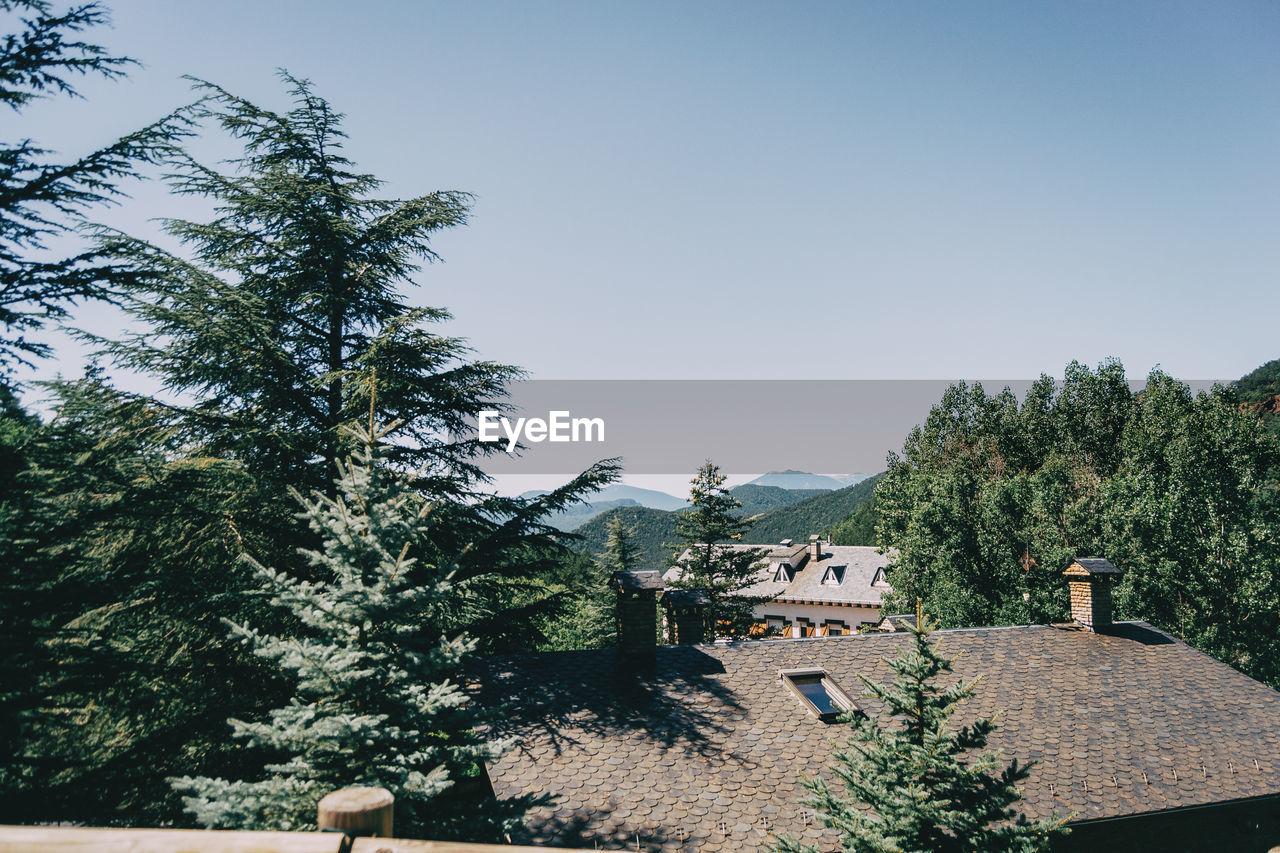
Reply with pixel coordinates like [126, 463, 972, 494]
[93, 72, 514, 496]
[172, 423, 531, 840]
[666, 460, 770, 638]
[6, 72, 617, 826]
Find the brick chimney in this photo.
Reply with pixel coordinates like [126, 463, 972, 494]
[610, 570, 663, 656]
[663, 589, 711, 645]
[1064, 558, 1122, 632]
[808, 534, 822, 563]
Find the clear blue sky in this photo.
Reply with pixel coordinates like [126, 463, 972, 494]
[13, 0, 1280, 385]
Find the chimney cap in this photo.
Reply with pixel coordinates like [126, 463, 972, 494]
[611, 570, 664, 592]
[809, 534, 821, 542]
[1065, 558, 1121, 577]
[664, 589, 711, 608]
[780, 539, 793, 547]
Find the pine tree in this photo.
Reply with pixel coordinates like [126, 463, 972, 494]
[5, 70, 618, 826]
[1, 0, 188, 377]
[773, 619, 1069, 853]
[665, 460, 770, 638]
[93, 72, 515, 496]
[171, 423, 530, 841]
[600, 514, 639, 573]
[0, 374, 284, 826]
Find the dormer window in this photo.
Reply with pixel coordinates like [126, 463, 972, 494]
[821, 565, 846, 586]
[780, 668, 859, 722]
[871, 567, 889, 587]
[773, 563, 793, 583]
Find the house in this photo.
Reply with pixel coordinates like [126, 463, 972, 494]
[665, 536, 892, 637]
[470, 559, 1280, 852]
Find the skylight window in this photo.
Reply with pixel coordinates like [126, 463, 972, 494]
[780, 668, 858, 722]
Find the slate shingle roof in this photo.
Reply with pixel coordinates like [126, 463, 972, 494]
[471, 623, 1280, 852]
[665, 544, 892, 608]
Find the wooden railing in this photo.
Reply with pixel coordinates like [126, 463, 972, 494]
[0, 787, 590, 852]
[0, 827, 569, 852]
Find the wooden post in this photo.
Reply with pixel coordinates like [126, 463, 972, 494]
[317, 787, 394, 838]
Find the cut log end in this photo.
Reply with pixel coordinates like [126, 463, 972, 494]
[317, 786, 394, 838]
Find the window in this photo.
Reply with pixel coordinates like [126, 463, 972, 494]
[871, 567, 889, 586]
[780, 668, 859, 722]
[821, 565, 846, 585]
[765, 615, 786, 636]
[823, 619, 848, 636]
[773, 563, 793, 583]
[796, 618, 815, 637]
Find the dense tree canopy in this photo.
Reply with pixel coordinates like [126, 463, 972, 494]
[2, 69, 617, 833]
[876, 360, 1280, 686]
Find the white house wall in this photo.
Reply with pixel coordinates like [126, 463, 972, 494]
[753, 601, 882, 636]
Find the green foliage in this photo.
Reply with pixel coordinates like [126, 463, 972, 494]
[773, 619, 1068, 853]
[171, 426, 529, 840]
[1236, 358, 1280, 404]
[1105, 375, 1280, 684]
[3, 70, 620, 829]
[599, 514, 639, 574]
[574, 505, 683, 570]
[731, 484, 827, 515]
[877, 360, 1280, 686]
[1236, 357, 1280, 445]
[1, 375, 286, 825]
[830, 494, 878, 546]
[665, 461, 770, 638]
[0, 0, 188, 376]
[535, 517, 639, 651]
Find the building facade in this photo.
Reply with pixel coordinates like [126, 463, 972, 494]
[667, 536, 892, 637]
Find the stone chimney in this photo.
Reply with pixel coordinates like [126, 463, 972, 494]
[1064, 558, 1122, 632]
[610, 570, 663, 656]
[663, 589, 711, 645]
[808, 534, 822, 563]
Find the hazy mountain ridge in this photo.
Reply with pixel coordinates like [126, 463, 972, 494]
[749, 470, 850, 490]
[745, 474, 883, 543]
[572, 475, 884, 570]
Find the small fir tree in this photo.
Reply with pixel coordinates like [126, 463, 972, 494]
[170, 423, 524, 840]
[600, 514, 639, 574]
[773, 618, 1069, 853]
[665, 461, 770, 638]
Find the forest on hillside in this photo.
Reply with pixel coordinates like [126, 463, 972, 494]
[3, 1, 1278, 841]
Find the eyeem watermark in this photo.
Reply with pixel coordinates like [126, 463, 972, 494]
[478, 410, 605, 453]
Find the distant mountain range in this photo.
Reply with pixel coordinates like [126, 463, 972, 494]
[744, 474, 881, 543]
[521, 483, 688, 511]
[531, 471, 876, 533]
[520, 484, 688, 532]
[570, 474, 883, 570]
[746, 470, 872, 490]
